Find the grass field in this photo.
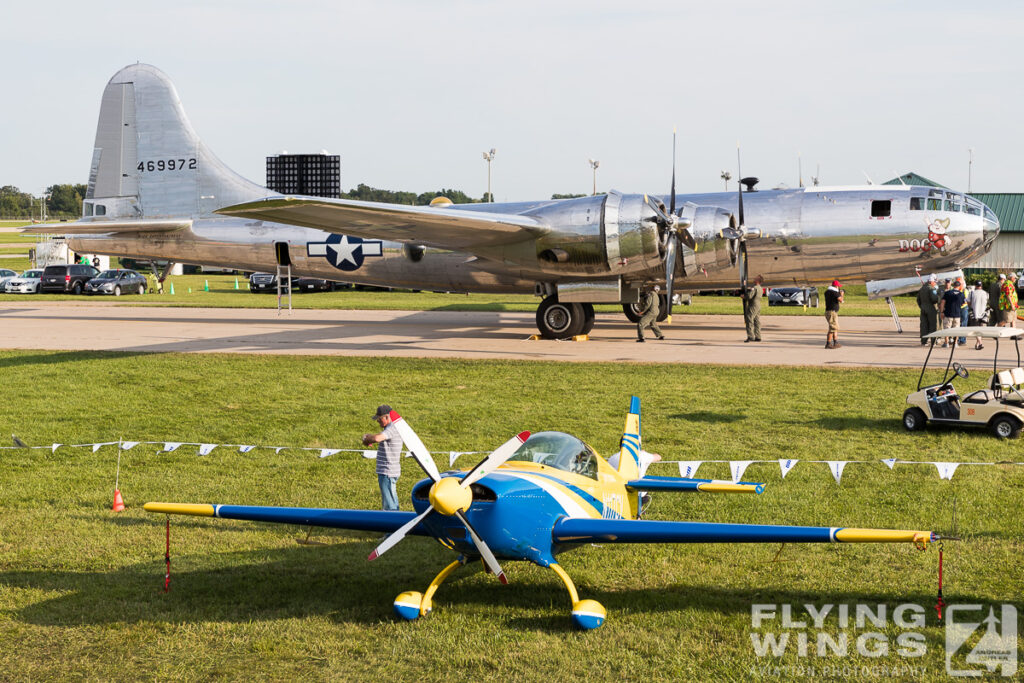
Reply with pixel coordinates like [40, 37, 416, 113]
[0, 352, 1020, 680]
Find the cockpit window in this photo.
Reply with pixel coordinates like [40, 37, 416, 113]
[964, 198, 982, 216]
[871, 200, 891, 217]
[910, 197, 924, 210]
[944, 192, 963, 212]
[506, 431, 598, 480]
[984, 206, 999, 224]
[927, 197, 942, 210]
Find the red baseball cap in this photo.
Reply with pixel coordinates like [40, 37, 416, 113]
[832, 280, 840, 287]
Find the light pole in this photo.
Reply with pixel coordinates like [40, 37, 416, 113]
[968, 148, 974, 194]
[720, 171, 731, 191]
[588, 159, 600, 195]
[482, 148, 496, 202]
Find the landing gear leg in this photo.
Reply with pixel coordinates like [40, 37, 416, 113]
[393, 558, 465, 621]
[550, 562, 605, 630]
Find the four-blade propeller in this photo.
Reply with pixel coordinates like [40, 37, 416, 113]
[368, 410, 528, 585]
[643, 129, 695, 316]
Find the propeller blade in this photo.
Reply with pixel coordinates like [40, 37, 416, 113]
[461, 431, 530, 488]
[368, 507, 432, 561]
[643, 194, 672, 225]
[736, 144, 745, 228]
[388, 411, 441, 483]
[456, 510, 508, 584]
[664, 236, 678, 315]
[669, 128, 677, 216]
[739, 240, 749, 291]
[679, 228, 697, 251]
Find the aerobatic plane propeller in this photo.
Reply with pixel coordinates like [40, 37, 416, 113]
[369, 410, 528, 584]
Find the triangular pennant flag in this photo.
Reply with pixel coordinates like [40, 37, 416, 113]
[450, 451, 463, 467]
[51, 443, 61, 453]
[881, 458, 897, 470]
[362, 449, 377, 459]
[121, 441, 139, 450]
[677, 461, 703, 478]
[730, 460, 754, 483]
[319, 448, 341, 459]
[826, 461, 848, 485]
[778, 458, 799, 479]
[198, 443, 216, 456]
[92, 443, 105, 453]
[238, 445, 255, 453]
[934, 462, 960, 480]
[163, 442, 182, 453]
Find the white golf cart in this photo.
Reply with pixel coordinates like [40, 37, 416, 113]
[903, 327, 1024, 439]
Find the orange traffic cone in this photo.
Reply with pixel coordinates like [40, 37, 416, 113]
[112, 489, 125, 511]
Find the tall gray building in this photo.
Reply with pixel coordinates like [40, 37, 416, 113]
[266, 153, 341, 197]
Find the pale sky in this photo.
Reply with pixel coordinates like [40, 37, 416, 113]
[3, 1, 1024, 200]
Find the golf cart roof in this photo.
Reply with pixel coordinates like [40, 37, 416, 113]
[924, 328, 1024, 339]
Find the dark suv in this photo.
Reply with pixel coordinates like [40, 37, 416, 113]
[40, 264, 101, 294]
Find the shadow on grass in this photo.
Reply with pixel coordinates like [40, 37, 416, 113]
[667, 411, 747, 424]
[0, 539, 987, 631]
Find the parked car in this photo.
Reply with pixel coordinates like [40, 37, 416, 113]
[767, 287, 808, 306]
[5, 269, 44, 294]
[40, 264, 101, 294]
[84, 269, 148, 296]
[249, 273, 342, 293]
[0, 268, 18, 292]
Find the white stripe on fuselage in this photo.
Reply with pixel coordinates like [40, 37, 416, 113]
[499, 471, 596, 518]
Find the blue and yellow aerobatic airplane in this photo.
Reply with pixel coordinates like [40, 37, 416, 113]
[145, 398, 937, 630]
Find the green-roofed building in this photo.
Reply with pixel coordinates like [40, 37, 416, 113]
[885, 172, 1024, 271]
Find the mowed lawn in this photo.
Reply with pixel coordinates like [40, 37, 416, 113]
[0, 352, 1021, 680]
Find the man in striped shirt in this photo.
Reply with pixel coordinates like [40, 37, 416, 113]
[362, 404, 404, 511]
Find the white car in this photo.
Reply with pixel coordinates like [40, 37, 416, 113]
[0, 268, 17, 292]
[5, 269, 44, 294]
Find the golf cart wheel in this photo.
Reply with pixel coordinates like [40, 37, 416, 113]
[902, 407, 927, 432]
[989, 415, 1022, 439]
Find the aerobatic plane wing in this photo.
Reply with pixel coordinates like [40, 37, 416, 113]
[144, 502, 430, 534]
[216, 196, 548, 251]
[552, 518, 935, 546]
[626, 476, 765, 494]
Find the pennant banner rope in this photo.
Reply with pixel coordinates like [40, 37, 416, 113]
[1, 441, 1021, 486]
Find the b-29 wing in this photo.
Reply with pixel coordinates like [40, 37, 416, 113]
[217, 196, 548, 252]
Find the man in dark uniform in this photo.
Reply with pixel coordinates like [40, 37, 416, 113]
[824, 280, 843, 349]
[916, 274, 939, 345]
[636, 285, 665, 343]
[742, 275, 763, 342]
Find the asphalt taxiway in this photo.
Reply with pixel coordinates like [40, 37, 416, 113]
[0, 302, 994, 369]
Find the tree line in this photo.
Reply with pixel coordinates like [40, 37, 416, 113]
[1, 182, 591, 218]
[1, 184, 88, 219]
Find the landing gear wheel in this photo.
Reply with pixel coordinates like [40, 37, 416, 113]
[393, 591, 424, 620]
[990, 415, 1021, 439]
[580, 303, 596, 336]
[622, 303, 642, 324]
[114, 285, 122, 296]
[536, 296, 585, 339]
[656, 294, 669, 322]
[902, 407, 927, 432]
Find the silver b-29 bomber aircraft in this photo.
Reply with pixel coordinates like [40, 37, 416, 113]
[28, 64, 999, 337]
